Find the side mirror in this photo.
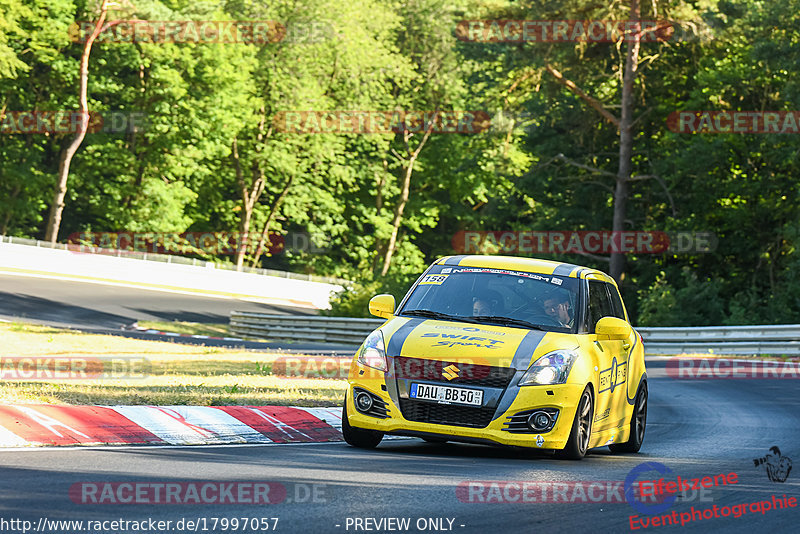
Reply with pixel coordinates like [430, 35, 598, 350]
[595, 316, 632, 340]
[369, 294, 396, 319]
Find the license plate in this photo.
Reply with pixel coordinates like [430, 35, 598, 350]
[409, 383, 483, 406]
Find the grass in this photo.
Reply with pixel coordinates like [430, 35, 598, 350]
[0, 322, 347, 406]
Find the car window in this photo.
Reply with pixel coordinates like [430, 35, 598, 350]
[399, 265, 580, 333]
[605, 283, 626, 320]
[587, 280, 614, 333]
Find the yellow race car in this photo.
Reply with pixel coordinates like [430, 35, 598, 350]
[342, 255, 647, 460]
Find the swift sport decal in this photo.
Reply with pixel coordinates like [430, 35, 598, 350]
[431, 325, 507, 336]
[421, 332, 505, 350]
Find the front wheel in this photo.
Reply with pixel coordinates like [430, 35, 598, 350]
[557, 387, 593, 460]
[610, 382, 647, 454]
[341, 394, 384, 449]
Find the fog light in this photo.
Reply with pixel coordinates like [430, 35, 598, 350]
[527, 411, 552, 431]
[355, 392, 373, 412]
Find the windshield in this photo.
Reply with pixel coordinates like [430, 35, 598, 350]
[400, 265, 580, 333]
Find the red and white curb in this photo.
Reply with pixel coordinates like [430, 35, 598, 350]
[0, 405, 343, 448]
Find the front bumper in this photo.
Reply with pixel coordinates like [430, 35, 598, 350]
[346, 378, 584, 450]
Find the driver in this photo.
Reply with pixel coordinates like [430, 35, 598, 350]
[472, 290, 503, 316]
[542, 291, 573, 328]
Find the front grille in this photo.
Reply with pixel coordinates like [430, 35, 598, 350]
[398, 399, 497, 428]
[393, 357, 516, 388]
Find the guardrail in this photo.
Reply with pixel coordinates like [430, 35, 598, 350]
[229, 313, 800, 354]
[230, 312, 382, 345]
[638, 325, 800, 355]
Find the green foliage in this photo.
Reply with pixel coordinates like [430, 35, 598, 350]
[325, 271, 417, 318]
[1, 0, 798, 325]
[638, 269, 726, 326]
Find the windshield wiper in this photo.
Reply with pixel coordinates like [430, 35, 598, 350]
[402, 309, 475, 322]
[467, 315, 547, 330]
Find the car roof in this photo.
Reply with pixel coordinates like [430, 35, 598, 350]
[433, 255, 617, 285]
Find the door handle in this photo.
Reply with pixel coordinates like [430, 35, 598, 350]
[622, 341, 631, 351]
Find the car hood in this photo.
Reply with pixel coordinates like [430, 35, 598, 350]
[380, 317, 577, 371]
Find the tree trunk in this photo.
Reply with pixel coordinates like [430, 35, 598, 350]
[250, 175, 293, 267]
[379, 122, 435, 276]
[44, 1, 110, 243]
[231, 137, 264, 270]
[610, 0, 642, 284]
[380, 160, 415, 276]
[371, 161, 389, 272]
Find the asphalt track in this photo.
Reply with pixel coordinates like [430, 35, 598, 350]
[1, 359, 798, 533]
[0, 274, 314, 328]
[0, 274, 357, 354]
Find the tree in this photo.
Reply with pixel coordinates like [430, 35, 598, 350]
[45, 0, 116, 243]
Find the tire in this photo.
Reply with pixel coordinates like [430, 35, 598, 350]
[557, 387, 594, 460]
[610, 382, 647, 454]
[341, 394, 384, 449]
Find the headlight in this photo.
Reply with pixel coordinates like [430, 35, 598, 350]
[356, 330, 387, 372]
[518, 350, 578, 386]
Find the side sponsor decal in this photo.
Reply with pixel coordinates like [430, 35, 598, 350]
[599, 357, 628, 394]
